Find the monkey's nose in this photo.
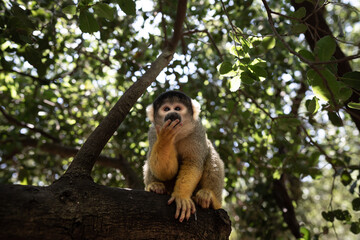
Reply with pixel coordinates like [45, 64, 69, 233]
[164, 112, 181, 123]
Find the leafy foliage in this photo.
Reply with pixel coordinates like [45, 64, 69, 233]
[1, 0, 360, 239]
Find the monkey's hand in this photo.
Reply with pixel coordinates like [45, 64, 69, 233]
[168, 193, 196, 222]
[194, 189, 221, 209]
[156, 119, 182, 142]
[146, 182, 166, 194]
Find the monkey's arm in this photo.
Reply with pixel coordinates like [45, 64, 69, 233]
[168, 163, 202, 222]
[149, 119, 181, 181]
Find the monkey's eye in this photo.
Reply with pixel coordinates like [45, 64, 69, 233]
[175, 106, 181, 111]
[163, 107, 170, 112]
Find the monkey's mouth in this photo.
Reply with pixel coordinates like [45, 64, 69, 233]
[164, 112, 181, 123]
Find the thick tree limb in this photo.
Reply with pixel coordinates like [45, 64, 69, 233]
[65, 0, 188, 178]
[0, 177, 231, 239]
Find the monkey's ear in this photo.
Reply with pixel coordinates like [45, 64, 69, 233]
[191, 99, 201, 120]
[146, 104, 154, 122]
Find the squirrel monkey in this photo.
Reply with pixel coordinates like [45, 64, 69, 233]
[143, 91, 224, 222]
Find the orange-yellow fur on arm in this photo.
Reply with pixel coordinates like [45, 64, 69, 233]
[149, 119, 182, 181]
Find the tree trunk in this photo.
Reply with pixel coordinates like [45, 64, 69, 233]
[0, 176, 231, 240]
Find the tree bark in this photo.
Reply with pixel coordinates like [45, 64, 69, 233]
[0, 176, 231, 240]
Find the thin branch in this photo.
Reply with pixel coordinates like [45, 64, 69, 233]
[1, 137, 143, 189]
[299, 124, 335, 168]
[159, 0, 168, 47]
[0, 106, 60, 142]
[238, 89, 274, 120]
[0, 69, 51, 85]
[168, 0, 188, 51]
[183, 29, 224, 61]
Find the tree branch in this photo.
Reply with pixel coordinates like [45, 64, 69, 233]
[64, 0, 188, 178]
[10, 138, 143, 189]
[0, 106, 60, 142]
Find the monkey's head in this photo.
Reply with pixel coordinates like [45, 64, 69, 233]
[146, 91, 200, 126]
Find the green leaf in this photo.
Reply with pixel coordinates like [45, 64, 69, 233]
[328, 112, 343, 126]
[117, 0, 136, 15]
[262, 37, 276, 50]
[273, 170, 281, 180]
[241, 71, 256, 84]
[305, 97, 319, 114]
[291, 24, 307, 34]
[291, 7, 306, 19]
[341, 170, 352, 186]
[229, 75, 241, 92]
[333, 209, 351, 221]
[342, 71, 360, 90]
[93, 3, 115, 21]
[249, 64, 267, 78]
[300, 227, 310, 240]
[62, 5, 77, 15]
[276, 116, 301, 130]
[229, 45, 244, 57]
[298, 49, 315, 61]
[314, 36, 336, 61]
[348, 102, 360, 110]
[79, 10, 100, 33]
[322, 211, 334, 222]
[352, 198, 360, 211]
[338, 85, 352, 101]
[307, 68, 338, 102]
[218, 61, 233, 75]
[350, 222, 360, 234]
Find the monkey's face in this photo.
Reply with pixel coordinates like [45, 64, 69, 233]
[146, 91, 201, 128]
[156, 102, 190, 125]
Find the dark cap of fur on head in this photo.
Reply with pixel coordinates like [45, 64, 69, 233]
[153, 91, 193, 115]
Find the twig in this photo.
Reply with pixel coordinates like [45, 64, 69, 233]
[183, 29, 223, 61]
[238, 89, 274, 120]
[0, 106, 60, 142]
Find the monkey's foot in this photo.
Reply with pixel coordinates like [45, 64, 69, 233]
[194, 189, 221, 209]
[146, 182, 166, 194]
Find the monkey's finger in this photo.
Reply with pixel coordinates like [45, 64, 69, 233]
[179, 201, 188, 222]
[175, 199, 182, 220]
[168, 196, 175, 205]
[190, 200, 196, 214]
[184, 200, 192, 221]
[164, 119, 173, 128]
[205, 198, 211, 208]
[168, 119, 180, 129]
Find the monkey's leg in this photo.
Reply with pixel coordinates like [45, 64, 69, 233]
[195, 147, 224, 209]
[168, 164, 202, 222]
